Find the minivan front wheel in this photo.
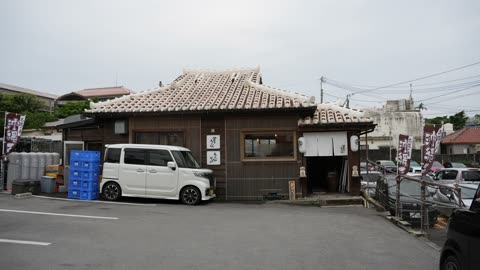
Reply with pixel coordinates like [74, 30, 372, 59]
[441, 255, 461, 270]
[103, 182, 121, 201]
[180, 186, 201, 205]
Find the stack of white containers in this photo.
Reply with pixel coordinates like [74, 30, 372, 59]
[6, 152, 60, 190]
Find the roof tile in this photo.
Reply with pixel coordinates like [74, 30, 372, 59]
[87, 68, 315, 113]
[442, 126, 480, 144]
[298, 103, 373, 126]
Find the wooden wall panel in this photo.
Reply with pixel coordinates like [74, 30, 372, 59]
[102, 119, 129, 143]
[224, 113, 301, 200]
[129, 115, 202, 161]
[201, 115, 227, 199]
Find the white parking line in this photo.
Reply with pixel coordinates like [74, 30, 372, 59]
[0, 209, 118, 220]
[32, 195, 157, 206]
[0, 239, 51, 246]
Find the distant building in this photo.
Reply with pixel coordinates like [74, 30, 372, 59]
[0, 82, 58, 112]
[441, 126, 480, 155]
[56, 86, 134, 106]
[361, 98, 423, 160]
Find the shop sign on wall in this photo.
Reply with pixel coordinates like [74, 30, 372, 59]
[207, 135, 220, 149]
[207, 151, 220, 165]
[206, 135, 221, 165]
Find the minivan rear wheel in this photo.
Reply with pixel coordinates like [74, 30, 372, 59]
[180, 186, 201, 205]
[103, 182, 121, 201]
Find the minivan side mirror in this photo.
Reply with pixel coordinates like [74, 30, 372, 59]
[167, 161, 176, 170]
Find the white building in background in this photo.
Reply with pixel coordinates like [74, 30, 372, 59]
[361, 98, 424, 151]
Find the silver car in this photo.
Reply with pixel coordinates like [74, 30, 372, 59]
[432, 168, 480, 185]
[360, 171, 383, 197]
[433, 183, 479, 216]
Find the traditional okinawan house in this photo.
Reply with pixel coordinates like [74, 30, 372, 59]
[62, 67, 375, 200]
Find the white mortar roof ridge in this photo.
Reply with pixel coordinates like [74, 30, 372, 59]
[86, 67, 316, 113]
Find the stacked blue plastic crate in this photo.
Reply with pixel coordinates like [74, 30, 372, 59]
[67, 150, 101, 200]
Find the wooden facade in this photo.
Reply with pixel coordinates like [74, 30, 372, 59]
[62, 110, 375, 200]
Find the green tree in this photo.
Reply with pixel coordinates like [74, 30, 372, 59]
[0, 93, 56, 130]
[425, 111, 469, 130]
[23, 111, 57, 129]
[54, 101, 90, 118]
[449, 111, 468, 130]
[474, 114, 480, 125]
[0, 93, 43, 113]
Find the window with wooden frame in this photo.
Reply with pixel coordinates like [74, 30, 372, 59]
[241, 130, 296, 161]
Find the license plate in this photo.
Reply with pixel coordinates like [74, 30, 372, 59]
[409, 212, 421, 218]
[209, 190, 214, 196]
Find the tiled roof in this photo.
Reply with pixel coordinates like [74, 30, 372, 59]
[0, 82, 58, 99]
[298, 103, 373, 126]
[442, 126, 480, 144]
[77, 86, 134, 98]
[86, 68, 315, 113]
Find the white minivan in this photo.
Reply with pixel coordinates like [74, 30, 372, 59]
[100, 144, 215, 205]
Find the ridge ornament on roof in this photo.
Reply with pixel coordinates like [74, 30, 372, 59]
[86, 68, 316, 114]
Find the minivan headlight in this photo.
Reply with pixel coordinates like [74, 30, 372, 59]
[193, 171, 209, 179]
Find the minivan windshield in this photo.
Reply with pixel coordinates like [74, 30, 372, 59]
[172, 150, 200, 168]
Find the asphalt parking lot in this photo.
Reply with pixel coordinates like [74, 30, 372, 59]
[0, 194, 440, 270]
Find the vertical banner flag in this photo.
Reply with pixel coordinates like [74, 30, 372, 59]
[421, 125, 445, 176]
[2, 112, 26, 159]
[397, 134, 414, 175]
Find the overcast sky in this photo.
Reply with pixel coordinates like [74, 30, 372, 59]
[1, 0, 479, 117]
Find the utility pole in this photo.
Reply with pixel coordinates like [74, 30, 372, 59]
[320, 76, 324, 104]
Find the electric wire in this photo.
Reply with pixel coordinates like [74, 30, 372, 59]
[327, 60, 480, 95]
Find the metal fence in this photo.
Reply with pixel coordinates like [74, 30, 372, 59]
[361, 160, 469, 234]
[14, 138, 62, 155]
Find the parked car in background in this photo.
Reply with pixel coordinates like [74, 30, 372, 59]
[443, 161, 467, 168]
[409, 160, 422, 173]
[440, 184, 480, 270]
[360, 171, 383, 197]
[360, 161, 375, 172]
[374, 175, 438, 226]
[433, 183, 479, 216]
[375, 160, 397, 174]
[101, 144, 216, 205]
[432, 168, 480, 185]
[430, 161, 444, 173]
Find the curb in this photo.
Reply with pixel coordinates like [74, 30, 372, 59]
[14, 192, 33, 199]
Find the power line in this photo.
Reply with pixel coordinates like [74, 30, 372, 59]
[325, 60, 480, 95]
[417, 83, 480, 102]
[326, 74, 480, 89]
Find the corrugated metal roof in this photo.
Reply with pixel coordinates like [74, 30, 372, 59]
[0, 82, 58, 99]
[442, 126, 480, 144]
[87, 68, 316, 113]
